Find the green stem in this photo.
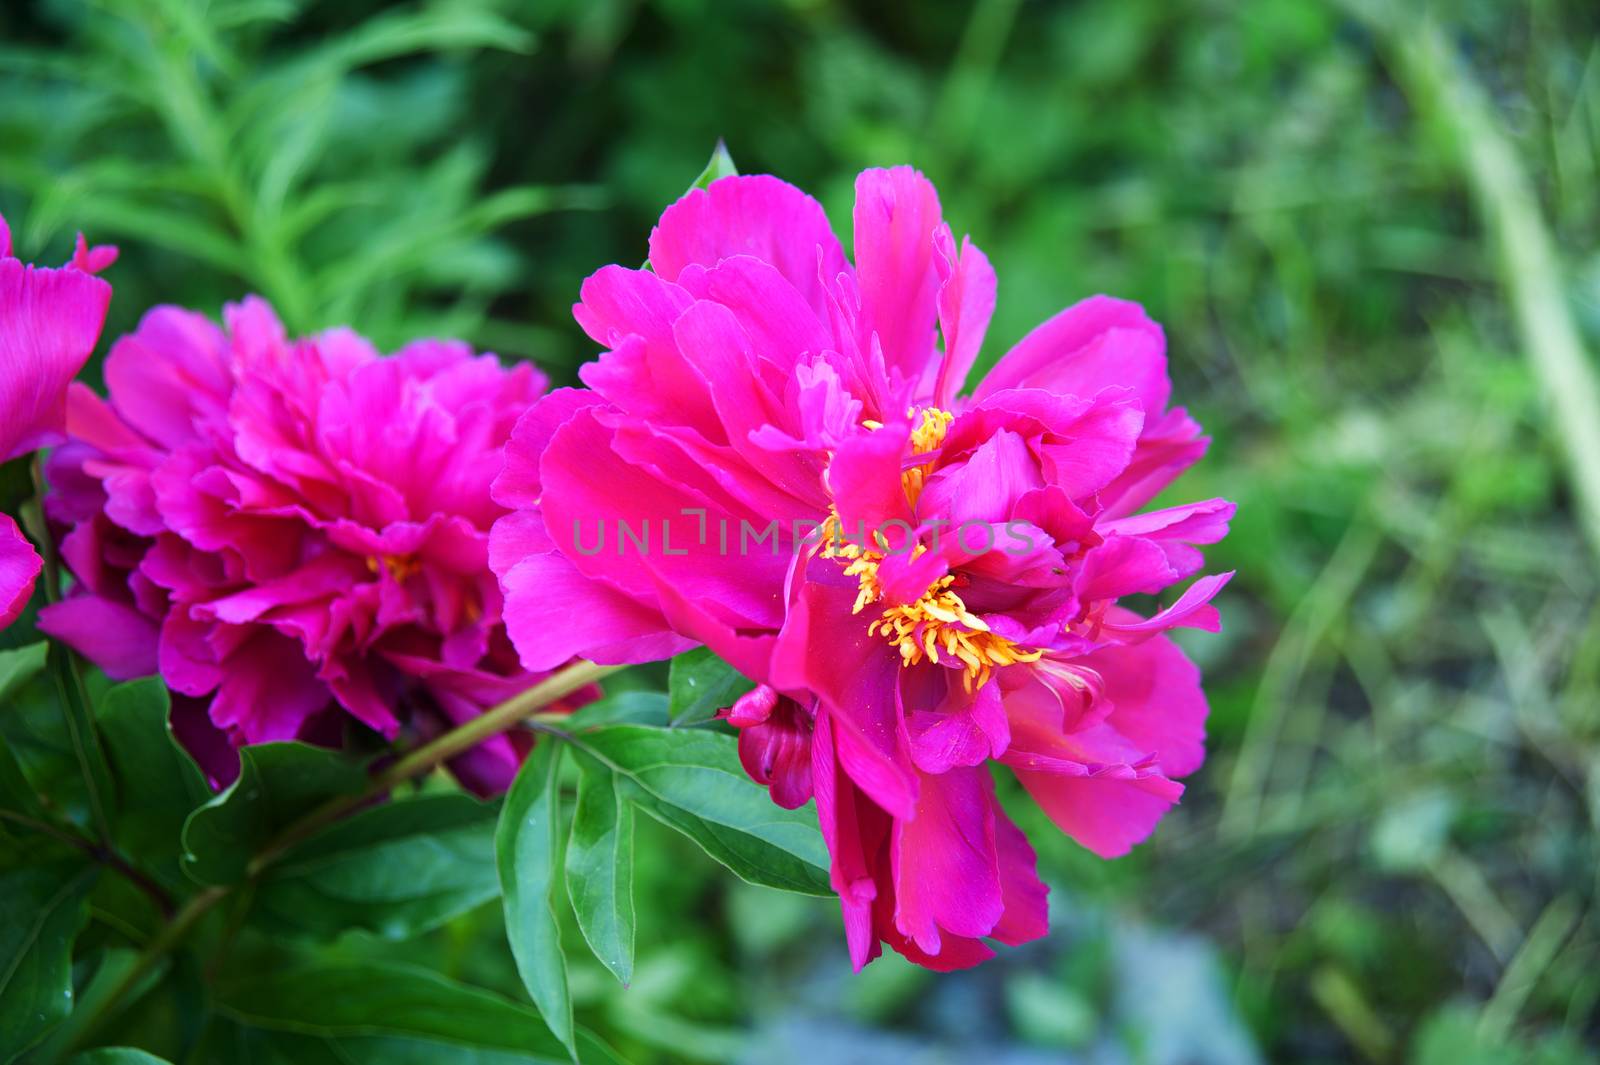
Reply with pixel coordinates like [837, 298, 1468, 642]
[245, 659, 620, 876]
[0, 809, 174, 918]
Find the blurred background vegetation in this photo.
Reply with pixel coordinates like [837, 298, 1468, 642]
[3, 0, 1600, 1062]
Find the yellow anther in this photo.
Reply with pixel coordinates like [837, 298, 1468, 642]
[820, 407, 1040, 690]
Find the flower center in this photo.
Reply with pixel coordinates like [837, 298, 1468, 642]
[822, 407, 1042, 691]
[367, 553, 421, 583]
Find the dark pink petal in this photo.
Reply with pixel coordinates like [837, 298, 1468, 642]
[1098, 407, 1210, 519]
[540, 408, 789, 629]
[498, 550, 690, 670]
[1081, 624, 1209, 778]
[906, 677, 1009, 774]
[648, 174, 850, 319]
[492, 389, 607, 509]
[977, 295, 1170, 414]
[1100, 498, 1235, 579]
[812, 711, 889, 972]
[891, 764, 1003, 953]
[930, 225, 996, 406]
[206, 628, 332, 743]
[70, 233, 119, 274]
[0, 255, 113, 461]
[853, 167, 943, 380]
[773, 560, 916, 818]
[37, 595, 159, 679]
[917, 427, 1043, 529]
[0, 514, 42, 629]
[676, 255, 834, 374]
[988, 805, 1050, 946]
[827, 421, 913, 539]
[102, 306, 234, 453]
[1074, 534, 1178, 602]
[732, 695, 815, 809]
[1012, 765, 1183, 858]
[1100, 571, 1234, 637]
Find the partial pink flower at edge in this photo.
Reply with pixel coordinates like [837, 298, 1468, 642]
[0, 211, 115, 630]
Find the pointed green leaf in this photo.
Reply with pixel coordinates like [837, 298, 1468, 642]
[688, 140, 739, 192]
[256, 792, 499, 939]
[576, 725, 830, 896]
[496, 740, 574, 1057]
[97, 678, 210, 861]
[667, 647, 751, 726]
[181, 743, 366, 886]
[564, 749, 634, 985]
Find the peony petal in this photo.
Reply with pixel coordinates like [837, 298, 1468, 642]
[37, 594, 159, 680]
[649, 174, 850, 319]
[853, 167, 943, 381]
[0, 514, 42, 629]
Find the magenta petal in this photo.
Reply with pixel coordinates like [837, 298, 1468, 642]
[1101, 571, 1234, 637]
[1084, 626, 1209, 778]
[988, 806, 1049, 946]
[103, 307, 231, 450]
[0, 514, 42, 629]
[492, 389, 607, 509]
[827, 421, 914, 538]
[207, 628, 331, 743]
[0, 256, 113, 461]
[853, 167, 943, 379]
[891, 764, 1003, 953]
[772, 562, 916, 818]
[930, 225, 996, 406]
[811, 711, 888, 971]
[649, 174, 850, 319]
[907, 679, 1009, 774]
[1075, 534, 1178, 602]
[1013, 766, 1183, 859]
[498, 550, 690, 670]
[37, 594, 159, 679]
[977, 295, 1170, 413]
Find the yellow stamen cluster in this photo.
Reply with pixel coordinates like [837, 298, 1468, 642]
[367, 553, 421, 583]
[821, 407, 1041, 691]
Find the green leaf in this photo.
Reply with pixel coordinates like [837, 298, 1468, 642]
[256, 792, 500, 939]
[564, 689, 668, 730]
[564, 749, 635, 986]
[0, 641, 48, 701]
[688, 139, 739, 192]
[495, 741, 574, 1058]
[181, 743, 366, 886]
[0, 862, 97, 1061]
[68, 1049, 175, 1064]
[576, 725, 830, 896]
[667, 647, 751, 726]
[96, 678, 210, 861]
[215, 959, 601, 1064]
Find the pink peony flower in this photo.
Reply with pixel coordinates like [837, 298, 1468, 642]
[491, 167, 1232, 969]
[41, 297, 594, 791]
[0, 212, 115, 628]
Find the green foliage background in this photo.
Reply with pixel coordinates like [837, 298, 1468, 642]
[3, 0, 1600, 1062]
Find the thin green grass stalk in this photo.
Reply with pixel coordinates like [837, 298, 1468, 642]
[1371, 11, 1600, 568]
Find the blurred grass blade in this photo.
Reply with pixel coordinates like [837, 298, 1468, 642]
[1375, 13, 1600, 566]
